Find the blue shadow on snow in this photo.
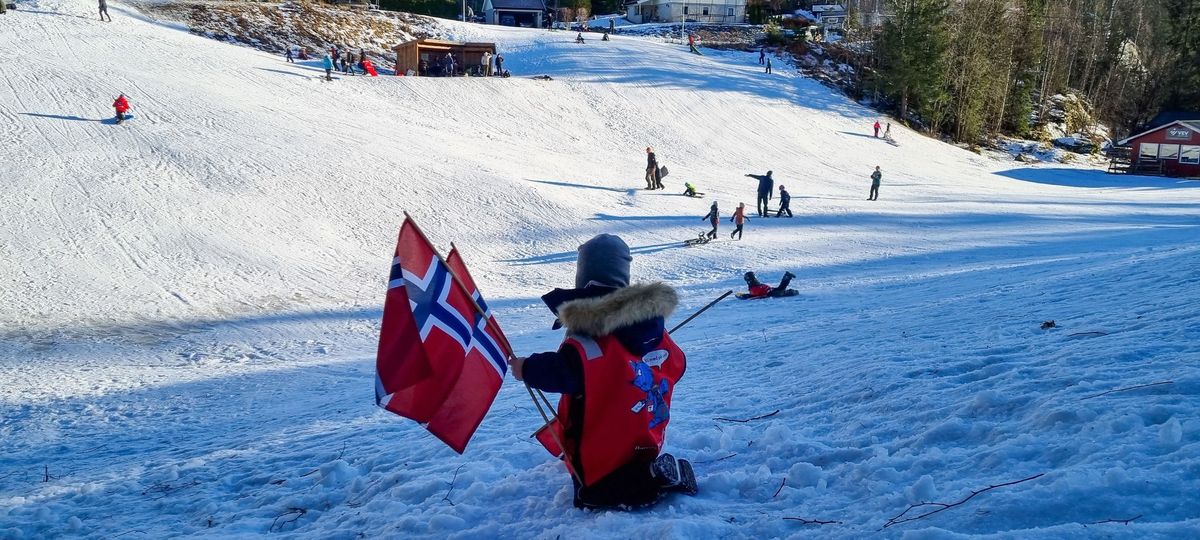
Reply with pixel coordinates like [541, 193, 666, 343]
[994, 168, 1200, 189]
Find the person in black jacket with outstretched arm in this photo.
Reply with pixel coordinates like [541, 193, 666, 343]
[745, 171, 773, 217]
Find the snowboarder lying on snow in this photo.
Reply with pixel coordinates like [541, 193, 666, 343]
[112, 94, 130, 123]
[742, 271, 797, 299]
[509, 234, 697, 509]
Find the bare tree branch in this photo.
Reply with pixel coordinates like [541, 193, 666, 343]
[270, 508, 306, 532]
[693, 453, 737, 465]
[442, 464, 466, 506]
[882, 473, 1045, 529]
[784, 517, 842, 525]
[715, 410, 780, 423]
[1081, 381, 1172, 401]
[773, 478, 787, 498]
[1094, 514, 1142, 525]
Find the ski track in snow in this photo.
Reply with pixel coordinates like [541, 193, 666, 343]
[2, 2, 1199, 538]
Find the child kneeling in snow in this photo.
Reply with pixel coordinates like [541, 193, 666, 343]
[510, 234, 698, 509]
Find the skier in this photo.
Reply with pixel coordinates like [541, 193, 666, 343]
[776, 185, 792, 217]
[765, 58, 772, 74]
[576, 32, 586, 44]
[645, 147, 659, 190]
[730, 203, 748, 240]
[285, 47, 294, 63]
[869, 166, 881, 201]
[745, 171, 773, 217]
[873, 120, 881, 138]
[683, 182, 697, 197]
[884, 122, 892, 139]
[321, 53, 333, 81]
[742, 271, 797, 299]
[759, 47, 765, 65]
[98, 0, 111, 21]
[510, 234, 698, 509]
[701, 201, 719, 240]
[112, 94, 130, 124]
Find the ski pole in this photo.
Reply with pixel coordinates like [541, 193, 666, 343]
[669, 290, 733, 335]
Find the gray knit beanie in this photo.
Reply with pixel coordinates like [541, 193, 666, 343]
[575, 234, 631, 289]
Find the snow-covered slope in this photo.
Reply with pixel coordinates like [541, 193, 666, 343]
[1, 2, 1198, 538]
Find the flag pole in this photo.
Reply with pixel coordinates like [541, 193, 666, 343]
[668, 290, 733, 334]
[403, 214, 582, 484]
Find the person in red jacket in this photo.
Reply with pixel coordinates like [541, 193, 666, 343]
[510, 234, 697, 509]
[743, 271, 797, 299]
[112, 94, 130, 124]
[873, 120, 882, 138]
[729, 202, 748, 240]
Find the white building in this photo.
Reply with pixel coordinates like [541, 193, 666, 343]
[483, 0, 546, 28]
[810, 4, 848, 35]
[626, 0, 747, 24]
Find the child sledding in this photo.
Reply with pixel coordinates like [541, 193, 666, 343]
[736, 271, 798, 300]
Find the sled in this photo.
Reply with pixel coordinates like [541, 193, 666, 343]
[658, 165, 669, 179]
[683, 191, 705, 198]
[683, 233, 712, 247]
[363, 60, 379, 77]
[735, 289, 798, 300]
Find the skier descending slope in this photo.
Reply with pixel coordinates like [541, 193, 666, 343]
[510, 234, 698, 509]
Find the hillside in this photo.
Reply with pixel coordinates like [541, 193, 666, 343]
[1, 1, 1198, 538]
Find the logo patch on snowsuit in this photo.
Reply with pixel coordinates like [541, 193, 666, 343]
[630, 359, 671, 428]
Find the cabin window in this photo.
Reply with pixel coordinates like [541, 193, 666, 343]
[1138, 143, 1158, 160]
[683, 6, 688, 14]
[1181, 145, 1200, 164]
[702, 7, 709, 15]
[1158, 144, 1180, 160]
[727, 7, 734, 16]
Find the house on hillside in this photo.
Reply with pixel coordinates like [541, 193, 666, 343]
[483, 0, 545, 27]
[1113, 116, 1200, 177]
[810, 4, 847, 35]
[626, 0, 747, 24]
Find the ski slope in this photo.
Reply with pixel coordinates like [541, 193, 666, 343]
[1, 1, 1198, 538]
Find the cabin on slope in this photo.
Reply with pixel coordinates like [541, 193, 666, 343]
[393, 39, 497, 76]
[1113, 116, 1200, 178]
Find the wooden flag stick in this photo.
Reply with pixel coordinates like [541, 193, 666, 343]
[669, 290, 733, 334]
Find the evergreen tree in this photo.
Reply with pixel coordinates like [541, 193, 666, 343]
[875, 0, 950, 123]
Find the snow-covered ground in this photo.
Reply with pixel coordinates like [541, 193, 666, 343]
[2, 1, 1198, 538]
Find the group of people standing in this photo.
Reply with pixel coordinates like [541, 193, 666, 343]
[694, 171, 791, 242]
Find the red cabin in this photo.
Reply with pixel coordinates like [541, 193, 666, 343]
[1116, 119, 1200, 178]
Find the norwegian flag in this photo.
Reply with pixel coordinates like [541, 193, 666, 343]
[374, 218, 510, 453]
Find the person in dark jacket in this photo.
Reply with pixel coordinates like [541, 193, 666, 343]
[745, 171, 773, 217]
[775, 185, 792, 217]
[285, 47, 294, 63]
[759, 47, 765, 65]
[99, 0, 111, 21]
[701, 202, 719, 239]
[510, 234, 697, 509]
[869, 166, 881, 201]
[645, 147, 659, 190]
[765, 58, 772, 74]
[743, 271, 796, 299]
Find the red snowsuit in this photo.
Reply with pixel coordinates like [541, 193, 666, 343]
[873, 121, 881, 137]
[113, 96, 130, 113]
[747, 283, 771, 297]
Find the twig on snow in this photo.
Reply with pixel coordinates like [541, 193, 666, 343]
[715, 410, 780, 423]
[270, 508, 307, 532]
[336, 441, 347, 460]
[1093, 514, 1142, 525]
[784, 517, 842, 525]
[882, 473, 1045, 529]
[1081, 381, 1172, 401]
[773, 478, 786, 498]
[442, 464, 465, 506]
[693, 453, 737, 465]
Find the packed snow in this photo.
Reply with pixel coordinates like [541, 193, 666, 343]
[1, 1, 1198, 539]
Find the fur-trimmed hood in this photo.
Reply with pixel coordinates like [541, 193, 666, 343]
[556, 282, 678, 337]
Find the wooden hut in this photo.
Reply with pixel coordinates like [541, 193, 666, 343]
[393, 39, 497, 77]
